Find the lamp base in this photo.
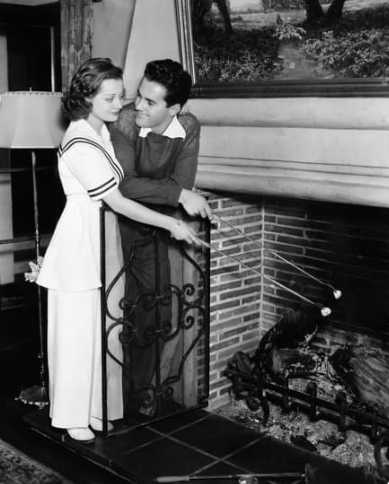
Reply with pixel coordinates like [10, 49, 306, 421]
[16, 384, 48, 409]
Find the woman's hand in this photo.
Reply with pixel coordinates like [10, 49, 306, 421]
[170, 220, 202, 245]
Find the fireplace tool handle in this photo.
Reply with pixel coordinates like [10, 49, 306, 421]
[156, 463, 317, 484]
[155, 471, 305, 483]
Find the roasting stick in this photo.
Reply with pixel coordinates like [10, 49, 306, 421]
[199, 239, 331, 317]
[212, 215, 342, 300]
[267, 249, 341, 299]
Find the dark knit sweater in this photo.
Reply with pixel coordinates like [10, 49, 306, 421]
[110, 102, 201, 208]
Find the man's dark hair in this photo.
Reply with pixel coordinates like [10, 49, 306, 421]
[144, 59, 192, 108]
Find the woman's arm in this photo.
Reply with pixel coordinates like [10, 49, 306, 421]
[103, 188, 200, 245]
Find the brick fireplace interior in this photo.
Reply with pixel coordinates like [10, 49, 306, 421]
[208, 193, 389, 410]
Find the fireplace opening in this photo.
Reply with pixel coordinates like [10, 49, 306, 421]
[209, 195, 389, 479]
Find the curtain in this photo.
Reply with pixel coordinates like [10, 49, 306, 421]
[60, 0, 94, 91]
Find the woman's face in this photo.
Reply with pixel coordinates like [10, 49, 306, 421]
[87, 78, 125, 130]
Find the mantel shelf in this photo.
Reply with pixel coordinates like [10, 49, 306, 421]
[190, 97, 389, 208]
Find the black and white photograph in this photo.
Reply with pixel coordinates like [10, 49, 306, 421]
[0, 0, 389, 483]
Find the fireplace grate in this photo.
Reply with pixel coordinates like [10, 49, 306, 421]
[225, 358, 389, 443]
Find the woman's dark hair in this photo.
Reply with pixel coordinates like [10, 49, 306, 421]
[144, 59, 192, 108]
[62, 58, 123, 121]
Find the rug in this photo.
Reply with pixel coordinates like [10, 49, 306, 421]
[0, 438, 74, 484]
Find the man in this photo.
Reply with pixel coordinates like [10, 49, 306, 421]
[110, 59, 212, 418]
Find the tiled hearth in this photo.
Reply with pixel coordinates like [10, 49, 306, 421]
[25, 404, 372, 484]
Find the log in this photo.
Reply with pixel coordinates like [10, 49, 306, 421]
[330, 346, 389, 419]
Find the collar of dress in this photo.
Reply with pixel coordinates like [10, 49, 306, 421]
[139, 115, 186, 140]
[70, 119, 112, 145]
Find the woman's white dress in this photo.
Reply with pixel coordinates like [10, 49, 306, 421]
[37, 119, 124, 429]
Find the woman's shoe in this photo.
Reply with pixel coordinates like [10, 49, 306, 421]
[89, 416, 114, 432]
[67, 427, 95, 443]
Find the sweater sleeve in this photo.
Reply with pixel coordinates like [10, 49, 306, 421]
[165, 112, 201, 205]
[110, 107, 201, 207]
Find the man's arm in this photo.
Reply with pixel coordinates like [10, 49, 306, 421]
[110, 105, 197, 203]
[111, 107, 212, 218]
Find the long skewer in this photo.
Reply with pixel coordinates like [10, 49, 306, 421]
[213, 216, 341, 300]
[199, 239, 331, 317]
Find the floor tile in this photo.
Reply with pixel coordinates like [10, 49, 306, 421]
[228, 435, 312, 474]
[228, 435, 370, 484]
[304, 459, 371, 484]
[195, 460, 252, 475]
[115, 436, 215, 483]
[93, 425, 163, 460]
[172, 413, 265, 458]
[148, 408, 211, 434]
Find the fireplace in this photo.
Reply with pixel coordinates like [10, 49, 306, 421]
[208, 194, 389, 413]
[208, 193, 389, 398]
[206, 192, 389, 475]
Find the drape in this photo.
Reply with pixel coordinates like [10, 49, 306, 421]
[60, 0, 94, 91]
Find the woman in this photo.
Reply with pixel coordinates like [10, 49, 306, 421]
[37, 58, 200, 443]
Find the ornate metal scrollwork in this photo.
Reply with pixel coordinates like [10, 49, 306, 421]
[102, 215, 210, 424]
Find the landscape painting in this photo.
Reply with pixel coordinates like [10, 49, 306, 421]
[189, 0, 389, 84]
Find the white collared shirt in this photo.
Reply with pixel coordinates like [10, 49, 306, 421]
[138, 115, 186, 140]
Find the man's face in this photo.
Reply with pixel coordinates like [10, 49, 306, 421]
[135, 77, 179, 134]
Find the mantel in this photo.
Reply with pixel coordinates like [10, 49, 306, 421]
[190, 97, 389, 208]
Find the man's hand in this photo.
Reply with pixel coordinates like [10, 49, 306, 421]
[179, 189, 213, 219]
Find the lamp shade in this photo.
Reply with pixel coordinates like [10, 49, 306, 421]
[0, 91, 65, 149]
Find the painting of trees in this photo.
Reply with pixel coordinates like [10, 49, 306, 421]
[190, 0, 389, 83]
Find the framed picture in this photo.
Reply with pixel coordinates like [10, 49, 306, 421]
[175, 0, 389, 97]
